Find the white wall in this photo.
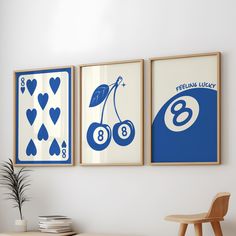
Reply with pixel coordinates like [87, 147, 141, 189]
[0, 0, 236, 235]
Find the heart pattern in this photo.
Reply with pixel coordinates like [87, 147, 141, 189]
[38, 124, 49, 141]
[49, 139, 60, 156]
[50, 77, 61, 94]
[49, 107, 61, 124]
[38, 93, 48, 110]
[26, 109, 37, 125]
[21, 87, 25, 94]
[24, 76, 65, 160]
[26, 79, 37, 96]
[26, 139, 37, 156]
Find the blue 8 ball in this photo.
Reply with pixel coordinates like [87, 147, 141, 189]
[87, 122, 112, 151]
[113, 120, 135, 146]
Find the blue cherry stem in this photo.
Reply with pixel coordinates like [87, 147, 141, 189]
[100, 76, 123, 124]
[113, 85, 122, 123]
[100, 85, 115, 124]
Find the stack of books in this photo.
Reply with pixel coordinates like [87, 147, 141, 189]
[38, 215, 73, 234]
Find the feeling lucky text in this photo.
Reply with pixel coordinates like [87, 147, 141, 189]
[176, 82, 216, 92]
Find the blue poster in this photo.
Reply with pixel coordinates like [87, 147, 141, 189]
[151, 53, 220, 164]
[15, 67, 74, 166]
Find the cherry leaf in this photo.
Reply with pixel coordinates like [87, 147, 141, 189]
[89, 84, 109, 107]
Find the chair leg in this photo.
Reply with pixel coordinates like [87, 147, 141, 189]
[178, 223, 188, 236]
[211, 221, 223, 236]
[194, 223, 203, 236]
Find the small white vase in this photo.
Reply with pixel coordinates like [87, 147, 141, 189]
[15, 219, 27, 232]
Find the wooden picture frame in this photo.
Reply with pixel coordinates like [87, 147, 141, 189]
[14, 66, 74, 166]
[79, 59, 144, 166]
[150, 52, 221, 165]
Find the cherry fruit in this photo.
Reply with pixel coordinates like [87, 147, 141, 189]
[87, 122, 112, 151]
[113, 120, 135, 146]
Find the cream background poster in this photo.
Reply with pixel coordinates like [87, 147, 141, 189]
[81, 61, 143, 165]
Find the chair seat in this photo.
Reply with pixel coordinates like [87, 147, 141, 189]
[165, 212, 224, 224]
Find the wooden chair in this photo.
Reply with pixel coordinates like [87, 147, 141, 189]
[165, 192, 231, 236]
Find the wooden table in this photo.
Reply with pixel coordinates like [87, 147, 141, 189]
[0, 232, 127, 236]
[0, 232, 77, 236]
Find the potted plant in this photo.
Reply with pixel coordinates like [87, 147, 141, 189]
[0, 159, 31, 232]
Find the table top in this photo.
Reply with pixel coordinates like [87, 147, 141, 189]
[0, 232, 127, 236]
[0, 232, 77, 236]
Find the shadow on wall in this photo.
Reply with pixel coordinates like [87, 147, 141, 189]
[222, 220, 236, 235]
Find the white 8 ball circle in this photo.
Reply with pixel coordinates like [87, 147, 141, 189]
[164, 96, 199, 132]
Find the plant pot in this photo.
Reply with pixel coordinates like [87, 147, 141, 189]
[15, 219, 27, 232]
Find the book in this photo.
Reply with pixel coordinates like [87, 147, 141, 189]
[38, 215, 73, 234]
[40, 228, 72, 233]
[39, 224, 72, 229]
[39, 215, 69, 220]
[40, 219, 72, 222]
[39, 231, 77, 235]
[39, 222, 72, 227]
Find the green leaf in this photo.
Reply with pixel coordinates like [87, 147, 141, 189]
[0, 159, 31, 218]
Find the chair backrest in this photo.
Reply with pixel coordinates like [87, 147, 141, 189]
[206, 192, 231, 218]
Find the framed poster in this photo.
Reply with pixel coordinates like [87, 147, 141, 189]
[151, 52, 221, 165]
[80, 60, 144, 165]
[14, 66, 74, 166]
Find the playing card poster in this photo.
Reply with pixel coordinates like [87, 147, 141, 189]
[80, 60, 144, 165]
[151, 53, 220, 165]
[15, 67, 74, 166]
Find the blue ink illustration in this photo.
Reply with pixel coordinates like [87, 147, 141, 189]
[38, 124, 49, 141]
[38, 93, 48, 110]
[171, 99, 193, 127]
[87, 76, 135, 151]
[152, 88, 217, 163]
[20, 77, 25, 94]
[15, 67, 73, 165]
[61, 141, 67, 158]
[50, 77, 60, 94]
[49, 138, 60, 156]
[62, 141, 67, 148]
[26, 79, 37, 96]
[49, 107, 61, 124]
[89, 84, 109, 107]
[26, 109, 37, 125]
[20, 87, 25, 94]
[26, 139, 37, 156]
